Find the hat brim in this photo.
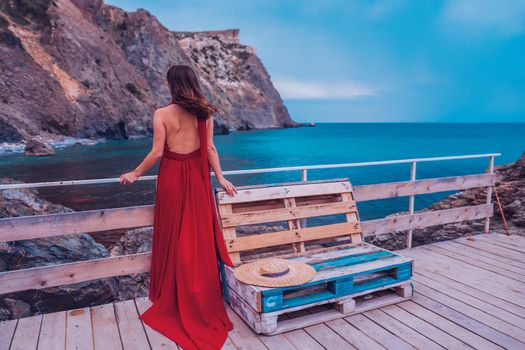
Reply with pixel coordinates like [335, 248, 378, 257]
[233, 258, 317, 287]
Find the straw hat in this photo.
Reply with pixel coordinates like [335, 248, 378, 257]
[234, 258, 316, 287]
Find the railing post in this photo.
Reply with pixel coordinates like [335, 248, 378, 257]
[407, 161, 417, 249]
[300, 168, 308, 228]
[484, 155, 495, 233]
[301, 168, 307, 182]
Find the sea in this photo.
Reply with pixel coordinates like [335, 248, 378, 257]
[1, 123, 524, 221]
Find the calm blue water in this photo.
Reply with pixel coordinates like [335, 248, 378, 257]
[1, 123, 523, 220]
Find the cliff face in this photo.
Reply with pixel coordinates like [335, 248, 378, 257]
[173, 30, 293, 130]
[0, 0, 297, 143]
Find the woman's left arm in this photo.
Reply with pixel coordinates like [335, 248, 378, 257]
[119, 111, 166, 185]
[206, 116, 237, 196]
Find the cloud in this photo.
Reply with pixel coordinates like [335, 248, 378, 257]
[442, 0, 525, 35]
[273, 78, 378, 100]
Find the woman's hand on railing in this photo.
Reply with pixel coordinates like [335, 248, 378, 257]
[218, 176, 237, 197]
[119, 171, 139, 185]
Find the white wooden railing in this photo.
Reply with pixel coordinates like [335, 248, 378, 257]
[0, 153, 500, 294]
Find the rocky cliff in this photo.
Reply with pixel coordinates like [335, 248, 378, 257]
[0, 0, 297, 143]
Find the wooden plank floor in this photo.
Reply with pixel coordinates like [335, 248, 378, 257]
[2, 232, 525, 349]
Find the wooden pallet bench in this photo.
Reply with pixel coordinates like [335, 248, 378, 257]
[215, 178, 414, 335]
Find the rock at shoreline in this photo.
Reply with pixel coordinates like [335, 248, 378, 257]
[108, 227, 152, 300]
[24, 137, 55, 156]
[367, 150, 525, 251]
[0, 178, 116, 320]
[0, 0, 297, 143]
[214, 118, 230, 135]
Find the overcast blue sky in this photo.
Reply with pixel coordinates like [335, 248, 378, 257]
[107, 0, 525, 123]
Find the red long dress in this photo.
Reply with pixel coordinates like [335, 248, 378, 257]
[139, 117, 235, 350]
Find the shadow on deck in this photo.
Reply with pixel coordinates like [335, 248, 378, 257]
[2, 232, 524, 350]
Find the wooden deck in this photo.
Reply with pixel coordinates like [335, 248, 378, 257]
[1, 232, 524, 350]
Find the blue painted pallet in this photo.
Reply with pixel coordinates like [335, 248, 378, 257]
[220, 244, 413, 313]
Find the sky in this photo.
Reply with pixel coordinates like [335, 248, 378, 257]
[106, 0, 525, 123]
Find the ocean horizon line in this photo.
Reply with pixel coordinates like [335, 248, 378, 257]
[298, 121, 525, 124]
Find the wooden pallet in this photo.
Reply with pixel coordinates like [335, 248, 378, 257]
[228, 279, 413, 335]
[214, 178, 414, 334]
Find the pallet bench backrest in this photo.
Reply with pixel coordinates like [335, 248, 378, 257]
[215, 178, 363, 266]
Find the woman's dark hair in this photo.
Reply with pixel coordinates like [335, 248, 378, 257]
[167, 65, 217, 120]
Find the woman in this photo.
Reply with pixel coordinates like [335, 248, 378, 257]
[119, 65, 237, 350]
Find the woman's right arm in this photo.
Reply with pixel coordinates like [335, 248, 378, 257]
[119, 110, 165, 184]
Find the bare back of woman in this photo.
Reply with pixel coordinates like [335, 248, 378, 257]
[161, 103, 201, 155]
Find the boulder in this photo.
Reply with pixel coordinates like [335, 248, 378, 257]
[24, 137, 55, 156]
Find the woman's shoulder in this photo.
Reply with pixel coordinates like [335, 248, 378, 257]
[155, 104, 175, 115]
[153, 104, 179, 121]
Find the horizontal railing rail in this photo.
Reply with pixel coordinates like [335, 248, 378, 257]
[0, 153, 501, 190]
[0, 173, 496, 243]
[0, 153, 500, 294]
